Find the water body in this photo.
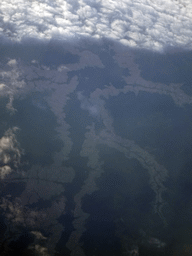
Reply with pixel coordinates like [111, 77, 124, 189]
[134, 50, 192, 96]
[12, 94, 63, 167]
[31, 94, 48, 111]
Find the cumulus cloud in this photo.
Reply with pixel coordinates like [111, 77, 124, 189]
[77, 91, 101, 118]
[0, 127, 23, 179]
[0, 59, 25, 113]
[0, 195, 65, 255]
[0, 0, 191, 51]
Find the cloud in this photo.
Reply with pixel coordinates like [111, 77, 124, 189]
[0, 127, 23, 179]
[0, 59, 26, 113]
[0, 0, 191, 51]
[0, 195, 65, 255]
[77, 91, 101, 118]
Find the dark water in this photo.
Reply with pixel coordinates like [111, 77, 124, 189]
[134, 50, 192, 96]
[11, 93, 63, 167]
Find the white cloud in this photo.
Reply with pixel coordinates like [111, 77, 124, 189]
[0, 127, 23, 179]
[0, 59, 26, 112]
[0, 165, 12, 179]
[77, 91, 101, 119]
[0, 0, 191, 51]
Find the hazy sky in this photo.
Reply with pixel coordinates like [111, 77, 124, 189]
[0, 0, 191, 52]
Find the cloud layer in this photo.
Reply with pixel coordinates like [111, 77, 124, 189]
[0, 0, 191, 51]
